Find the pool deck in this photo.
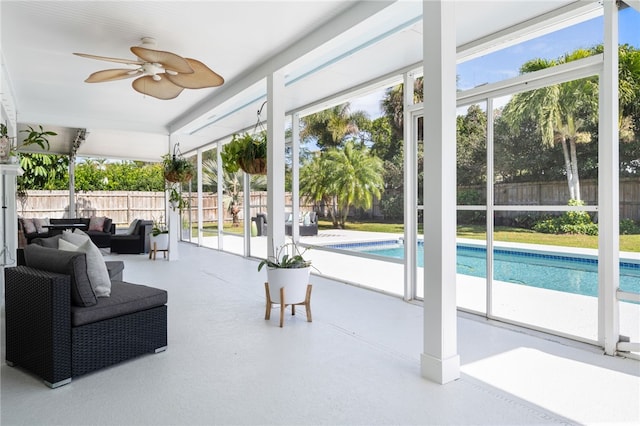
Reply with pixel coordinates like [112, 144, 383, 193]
[202, 229, 640, 349]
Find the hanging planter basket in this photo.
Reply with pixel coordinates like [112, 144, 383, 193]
[238, 157, 267, 175]
[162, 143, 195, 183]
[164, 170, 193, 183]
[221, 101, 268, 175]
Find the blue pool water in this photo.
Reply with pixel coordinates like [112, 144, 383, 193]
[329, 241, 640, 298]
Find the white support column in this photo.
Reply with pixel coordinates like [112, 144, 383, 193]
[243, 172, 251, 256]
[168, 204, 180, 261]
[197, 149, 203, 246]
[403, 72, 417, 301]
[217, 144, 224, 250]
[69, 157, 76, 217]
[1, 165, 22, 266]
[599, 0, 620, 355]
[266, 72, 286, 256]
[1, 165, 23, 299]
[420, 0, 460, 384]
[291, 113, 301, 243]
[485, 98, 495, 316]
[167, 139, 179, 261]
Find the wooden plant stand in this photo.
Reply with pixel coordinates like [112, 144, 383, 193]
[149, 242, 168, 260]
[264, 282, 312, 327]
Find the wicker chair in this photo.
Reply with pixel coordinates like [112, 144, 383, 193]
[110, 219, 153, 254]
[4, 264, 167, 388]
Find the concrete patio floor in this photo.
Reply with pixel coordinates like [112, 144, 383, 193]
[201, 229, 640, 346]
[2, 241, 639, 425]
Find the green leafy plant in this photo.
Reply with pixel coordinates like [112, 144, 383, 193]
[20, 125, 57, 150]
[620, 218, 640, 235]
[162, 152, 195, 183]
[168, 186, 189, 211]
[151, 219, 168, 236]
[533, 199, 598, 235]
[258, 242, 312, 271]
[220, 131, 267, 174]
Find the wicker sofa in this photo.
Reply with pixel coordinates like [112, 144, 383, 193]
[19, 217, 116, 247]
[4, 240, 167, 388]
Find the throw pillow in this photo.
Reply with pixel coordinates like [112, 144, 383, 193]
[58, 238, 79, 251]
[102, 217, 113, 233]
[88, 216, 106, 232]
[24, 243, 97, 307]
[34, 217, 50, 233]
[31, 234, 63, 248]
[125, 219, 139, 235]
[73, 228, 90, 238]
[21, 218, 37, 234]
[62, 230, 111, 297]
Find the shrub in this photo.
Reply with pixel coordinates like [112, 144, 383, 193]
[620, 218, 640, 235]
[512, 214, 539, 229]
[533, 199, 598, 235]
[456, 189, 485, 225]
[380, 193, 403, 220]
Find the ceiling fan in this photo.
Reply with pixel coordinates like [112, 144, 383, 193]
[73, 37, 224, 100]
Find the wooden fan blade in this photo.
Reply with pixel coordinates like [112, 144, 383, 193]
[74, 52, 144, 66]
[165, 58, 224, 89]
[132, 75, 184, 100]
[85, 69, 140, 83]
[130, 46, 193, 74]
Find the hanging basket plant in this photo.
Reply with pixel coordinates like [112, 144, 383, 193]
[221, 101, 268, 175]
[221, 131, 267, 175]
[162, 144, 195, 183]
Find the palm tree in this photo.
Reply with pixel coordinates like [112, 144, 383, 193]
[300, 103, 369, 150]
[300, 142, 384, 228]
[501, 51, 597, 201]
[299, 152, 336, 225]
[381, 77, 423, 141]
[202, 158, 266, 226]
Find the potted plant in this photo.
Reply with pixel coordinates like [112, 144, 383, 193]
[220, 131, 267, 175]
[163, 145, 195, 183]
[20, 125, 57, 150]
[168, 186, 189, 211]
[0, 123, 11, 163]
[258, 242, 313, 306]
[149, 218, 169, 253]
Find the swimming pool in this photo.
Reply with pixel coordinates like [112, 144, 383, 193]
[328, 240, 640, 298]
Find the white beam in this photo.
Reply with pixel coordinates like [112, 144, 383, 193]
[457, 0, 602, 63]
[291, 113, 301, 243]
[168, 1, 394, 134]
[197, 149, 203, 247]
[420, 0, 460, 385]
[403, 72, 417, 302]
[599, 0, 620, 356]
[217, 147, 224, 251]
[266, 72, 286, 257]
[625, 0, 640, 13]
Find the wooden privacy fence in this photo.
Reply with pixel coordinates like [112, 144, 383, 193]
[460, 178, 640, 221]
[16, 178, 640, 226]
[17, 191, 304, 227]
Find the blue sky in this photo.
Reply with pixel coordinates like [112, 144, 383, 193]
[351, 7, 640, 118]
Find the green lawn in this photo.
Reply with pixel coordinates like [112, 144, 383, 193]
[319, 220, 640, 253]
[196, 220, 640, 253]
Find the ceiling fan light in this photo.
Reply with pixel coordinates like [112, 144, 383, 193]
[152, 74, 161, 81]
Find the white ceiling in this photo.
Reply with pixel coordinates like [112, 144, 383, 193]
[1, 0, 602, 162]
